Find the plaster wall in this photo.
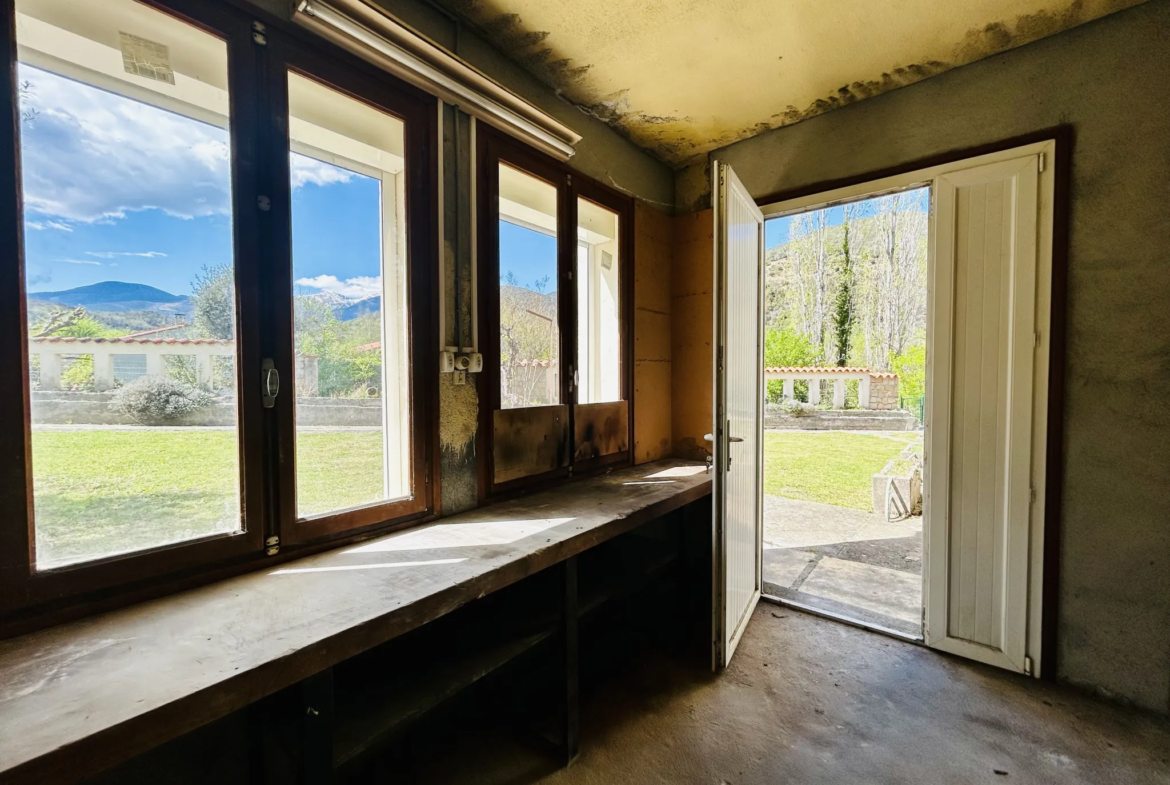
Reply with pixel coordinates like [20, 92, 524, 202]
[693, 0, 1170, 712]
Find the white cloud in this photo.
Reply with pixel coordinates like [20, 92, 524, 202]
[17, 65, 356, 226]
[59, 258, 101, 265]
[291, 153, 354, 189]
[294, 274, 382, 299]
[86, 251, 167, 259]
[26, 219, 72, 232]
[19, 64, 232, 222]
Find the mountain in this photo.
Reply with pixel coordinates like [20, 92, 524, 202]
[334, 295, 381, 321]
[29, 281, 192, 315]
[300, 291, 382, 321]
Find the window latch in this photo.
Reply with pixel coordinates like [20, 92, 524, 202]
[262, 359, 279, 408]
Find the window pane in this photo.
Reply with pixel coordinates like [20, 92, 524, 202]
[499, 164, 559, 408]
[288, 72, 411, 519]
[16, 0, 240, 569]
[576, 198, 621, 403]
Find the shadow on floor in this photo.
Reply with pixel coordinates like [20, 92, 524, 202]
[763, 494, 924, 636]
[410, 607, 1170, 785]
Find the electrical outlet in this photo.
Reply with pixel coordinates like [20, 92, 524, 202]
[440, 350, 455, 373]
[453, 370, 466, 385]
[467, 352, 483, 373]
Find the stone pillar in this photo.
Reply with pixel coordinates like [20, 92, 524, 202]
[92, 350, 114, 391]
[296, 354, 320, 397]
[39, 351, 62, 390]
[196, 350, 214, 391]
[782, 378, 794, 401]
[833, 378, 846, 409]
[145, 351, 165, 377]
[808, 378, 820, 404]
[868, 375, 899, 410]
[859, 375, 872, 408]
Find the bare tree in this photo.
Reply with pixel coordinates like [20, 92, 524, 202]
[33, 306, 87, 338]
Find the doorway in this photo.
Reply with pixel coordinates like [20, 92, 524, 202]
[720, 138, 1059, 675]
[760, 188, 929, 639]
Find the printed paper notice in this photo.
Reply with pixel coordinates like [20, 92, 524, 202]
[119, 32, 175, 85]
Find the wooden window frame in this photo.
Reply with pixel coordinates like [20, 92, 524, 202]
[475, 125, 634, 500]
[0, 0, 439, 631]
[263, 29, 438, 546]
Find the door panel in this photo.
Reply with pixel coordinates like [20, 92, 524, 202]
[712, 161, 764, 668]
[925, 155, 1039, 672]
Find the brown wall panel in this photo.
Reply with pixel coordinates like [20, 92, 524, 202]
[574, 401, 629, 461]
[493, 405, 569, 484]
[632, 201, 673, 464]
[670, 209, 714, 461]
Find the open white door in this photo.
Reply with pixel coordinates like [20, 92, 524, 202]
[712, 161, 764, 669]
[924, 152, 1049, 674]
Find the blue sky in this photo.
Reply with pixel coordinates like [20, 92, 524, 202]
[19, 63, 383, 300]
[764, 189, 929, 250]
[499, 220, 557, 294]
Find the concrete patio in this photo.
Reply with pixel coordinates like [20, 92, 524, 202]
[763, 495, 923, 637]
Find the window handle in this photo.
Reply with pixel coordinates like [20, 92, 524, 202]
[262, 359, 279, 408]
[728, 436, 744, 443]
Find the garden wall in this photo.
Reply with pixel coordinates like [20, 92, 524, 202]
[764, 406, 918, 431]
[31, 392, 382, 428]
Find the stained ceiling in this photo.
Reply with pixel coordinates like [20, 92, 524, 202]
[432, 0, 1146, 166]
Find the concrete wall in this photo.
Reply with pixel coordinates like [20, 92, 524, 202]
[692, 0, 1170, 712]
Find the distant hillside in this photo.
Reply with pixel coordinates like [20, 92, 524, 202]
[29, 281, 192, 315]
[335, 296, 381, 321]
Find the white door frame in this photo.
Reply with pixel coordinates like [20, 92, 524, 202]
[757, 139, 1057, 676]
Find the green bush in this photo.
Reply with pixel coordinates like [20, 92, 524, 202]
[764, 327, 820, 403]
[781, 399, 815, 416]
[110, 375, 214, 424]
[891, 345, 926, 399]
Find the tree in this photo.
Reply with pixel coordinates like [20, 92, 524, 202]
[191, 264, 235, 340]
[764, 327, 819, 403]
[832, 204, 855, 366]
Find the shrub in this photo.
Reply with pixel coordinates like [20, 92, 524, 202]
[111, 375, 213, 424]
[781, 399, 815, 416]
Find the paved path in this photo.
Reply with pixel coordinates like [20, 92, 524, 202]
[763, 495, 923, 633]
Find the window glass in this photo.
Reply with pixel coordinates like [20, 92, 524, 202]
[287, 71, 411, 518]
[16, 0, 240, 569]
[576, 198, 621, 403]
[498, 163, 559, 408]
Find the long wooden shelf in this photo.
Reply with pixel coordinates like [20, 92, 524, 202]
[0, 461, 710, 785]
[332, 531, 685, 771]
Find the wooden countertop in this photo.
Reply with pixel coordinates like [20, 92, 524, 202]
[0, 461, 710, 784]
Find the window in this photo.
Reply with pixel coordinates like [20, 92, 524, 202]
[0, 0, 437, 620]
[498, 163, 560, 409]
[14, 0, 243, 570]
[287, 71, 411, 519]
[575, 198, 622, 404]
[477, 127, 632, 495]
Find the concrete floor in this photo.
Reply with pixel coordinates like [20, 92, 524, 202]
[763, 495, 923, 635]
[417, 606, 1170, 785]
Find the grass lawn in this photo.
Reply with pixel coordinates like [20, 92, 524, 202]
[30, 429, 384, 568]
[763, 430, 918, 511]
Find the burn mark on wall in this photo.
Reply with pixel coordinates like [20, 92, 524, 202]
[573, 401, 629, 461]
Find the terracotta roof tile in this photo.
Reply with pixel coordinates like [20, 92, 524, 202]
[763, 365, 898, 379]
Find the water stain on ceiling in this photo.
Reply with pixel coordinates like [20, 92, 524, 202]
[430, 0, 1147, 166]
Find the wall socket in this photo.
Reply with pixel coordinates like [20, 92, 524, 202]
[453, 370, 466, 385]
